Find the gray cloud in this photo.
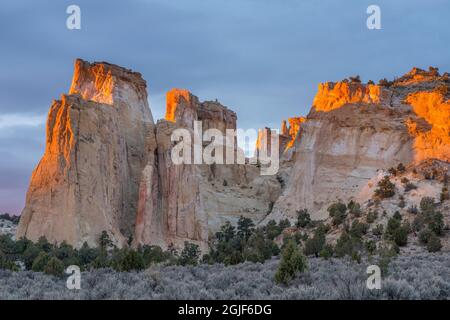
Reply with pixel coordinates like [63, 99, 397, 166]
[0, 0, 449, 213]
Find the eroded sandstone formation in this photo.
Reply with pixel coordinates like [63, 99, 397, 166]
[134, 88, 207, 250]
[255, 116, 306, 160]
[135, 89, 280, 251]
[266, 67, 450, 221]
[279, 117, 306, 154]
[17, 60, 155, 247]
[17, 61, 449, 250]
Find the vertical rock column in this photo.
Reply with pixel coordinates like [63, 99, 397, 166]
[134, 89, 208, 251]
[17, 59, 156, 248]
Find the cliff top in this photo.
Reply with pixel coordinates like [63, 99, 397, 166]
[165, 88, 236, 124]
[319, 66, 448, 88]
[68, 59, 149, 106]
[72, 59, 146, 86]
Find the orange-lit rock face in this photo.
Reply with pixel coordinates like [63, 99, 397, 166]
[285, 117, 305, 150]
[255, 127, 271, 156]
[165, 88, 194, 124]
[275, 117, 306, 153]
[135, 90, 239, 252]
[288, 117, 304, 137]
[313, 82, 387, 112]
[265, 69, 449, 222]
[165, 88, 237, 131]
[405, 90, 450, 162]
[256, 117, 306, 157]
[69, 60, 114, 104]
[17, 59, 155, 248]
[69, 59, 148, 107]
[281, 120, 288, 136]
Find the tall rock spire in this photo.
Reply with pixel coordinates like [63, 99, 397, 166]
[17, 59, 156, 248]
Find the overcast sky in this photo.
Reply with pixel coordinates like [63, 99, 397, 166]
[0, 0, 449, 214]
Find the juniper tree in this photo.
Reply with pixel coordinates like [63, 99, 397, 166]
[274, 240, 307, 285]
[426, 234, 442, 252]
[296, 209, 311, 228]
[304, 226, 326, 257]
[178, 242, 201, 266]
[237, 216, 255, 240]
[328, 202, 347, 226]
[374, 176, 395, 199]
[99, 231, 113, 250]
[44, 257, 65, 277]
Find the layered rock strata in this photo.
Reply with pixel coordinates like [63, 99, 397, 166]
[267, 67, 450, 221]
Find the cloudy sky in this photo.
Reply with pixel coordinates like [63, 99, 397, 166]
[0, 0, 449, 214]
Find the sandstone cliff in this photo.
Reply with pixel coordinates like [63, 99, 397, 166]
[17, 60, 156, 247]
[267, 67, 450, 221]
[135, 89, 280, 251]
[17, 61, 449, 251]
[134, 89, 207, 250]
[17, 60, 280, 250]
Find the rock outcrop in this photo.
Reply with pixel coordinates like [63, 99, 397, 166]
[284, 117, 305, 151]
[135, 89, 280, 250]
[17, 61, 449, 251]
[134, 88, 207, 250]
[17, 60, 281, 250]
[17, 60, 156, 247]
[255, 117, 305, 160]
[255, 127, 277, 157]
[266, 67, 450, 221]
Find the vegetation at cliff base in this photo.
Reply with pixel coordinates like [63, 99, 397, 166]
[0, 215, 290, 275]
[203, 216, 285, 265]
[1, 253, 449, 299]
[0, 213, 20, 225]
[0, 192, 447, 283]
